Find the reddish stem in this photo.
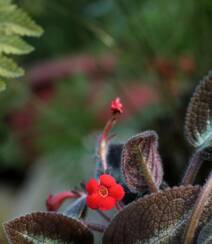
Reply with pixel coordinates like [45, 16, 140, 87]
[98, 115, 118, 171]
[183, 171, 212, 244]
[181, 150, 203, 185]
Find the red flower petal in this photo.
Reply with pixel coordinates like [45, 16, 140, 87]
[86, 178, 99, 195]
[98, 196, 116, 211]
[109, 184, 125, 201]
[86, 193, 101, 209]
[100, 174, 116, 187]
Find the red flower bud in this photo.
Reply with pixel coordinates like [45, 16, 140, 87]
[86, 174, 125, 211]
[46, 191, 80, 211]
[111, 97, 124, 114]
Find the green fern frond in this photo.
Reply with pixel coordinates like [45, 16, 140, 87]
[0, 0, 12, 4]
[0, 0, 43, 90]
[0, 55, 24, 78]
[0, 8, 43, 36]
[0, 0, 16, 12]
[0, 35, 34, 54]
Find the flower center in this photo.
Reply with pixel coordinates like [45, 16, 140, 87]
[98, 185, 109, 198]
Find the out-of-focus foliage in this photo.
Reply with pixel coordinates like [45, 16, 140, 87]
[18, 0, 212, 73]
[1, 0, 212, 178]
[0, 0, 43, 89]
[35, 75, 96, 153]
[1, 0, 212, 243]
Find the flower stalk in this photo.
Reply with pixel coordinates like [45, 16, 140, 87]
[98, 97, 124, 171]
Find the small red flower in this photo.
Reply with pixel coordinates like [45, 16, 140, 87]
[46, 191, 80, 211]
[111, 97, 124, 114]
[86, 174, 125, 211]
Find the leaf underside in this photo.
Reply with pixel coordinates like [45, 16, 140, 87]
[103, 185, 211, 244]
[185, 71, 212, 158]
[63, 195, 87, 219]
[121, 131, 163, 193]
[3, 212, 94, 244]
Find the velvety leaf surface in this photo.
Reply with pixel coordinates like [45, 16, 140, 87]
[3, 212, 94, 244]
[103, 185, 211, 244]
[185, 71, 212, 157]
[121, 131, 163, 193]
[107, 143, 138, 204]
[197, 219, 212, 244]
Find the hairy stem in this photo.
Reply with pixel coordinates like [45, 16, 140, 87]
[84, 221, 107, 233]
[96, 209, 111, 222]
[98, 115, 118, 171]
[183, 171, 212, 244]
[181, 150, 203, 185]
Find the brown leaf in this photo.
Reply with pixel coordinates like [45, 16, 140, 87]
[103, 185, 211, 244]
[3, 212, 94, 244]
[121, 131, 163, 193]
[185, 71, 212, 158]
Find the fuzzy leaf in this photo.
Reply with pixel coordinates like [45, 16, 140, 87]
[107, 143, 138, 204]
[185, 71, 212, 157]
[0, 55, 24, 78]
[103, 185, 211, 244]
[3, 212, 94, 244]
[0, 35, 34, 54]
[121, 131, 163, 193]
[0, 7, 43, 36]
[198, 219, 212, 244]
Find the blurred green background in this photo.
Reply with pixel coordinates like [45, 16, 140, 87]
[1, 0, 212, 242]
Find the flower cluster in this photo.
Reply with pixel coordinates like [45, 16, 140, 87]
[86, 174, 125, 211]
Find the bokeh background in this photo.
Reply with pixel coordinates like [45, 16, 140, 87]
[1, 0, 212, 242]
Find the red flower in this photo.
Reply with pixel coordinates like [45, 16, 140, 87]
[46, 191, 80, 211]
[111, 97, 124, 114]
[86, 174, 125, 211]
